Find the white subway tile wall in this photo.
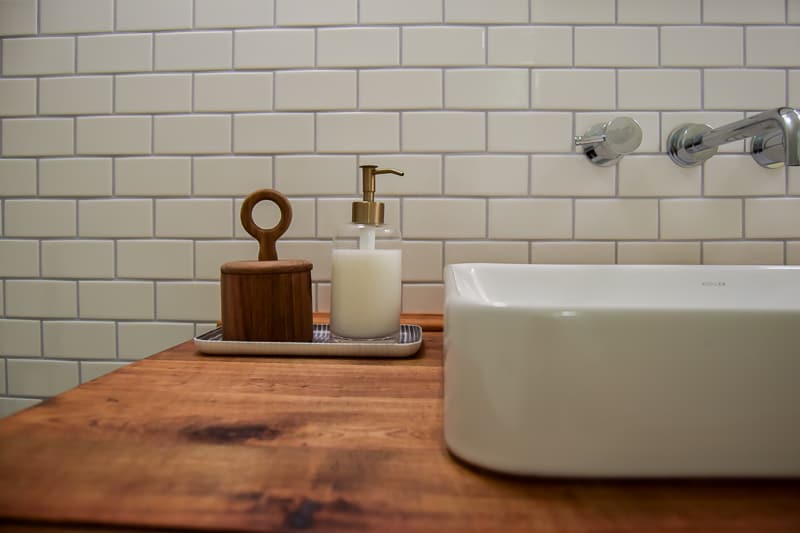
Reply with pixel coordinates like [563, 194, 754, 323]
[1, 0, 799, 414]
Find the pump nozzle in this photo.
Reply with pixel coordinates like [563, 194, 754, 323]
[353, 165, 404, 225]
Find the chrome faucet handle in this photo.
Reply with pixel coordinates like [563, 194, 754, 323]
[574, 117, 642, 166]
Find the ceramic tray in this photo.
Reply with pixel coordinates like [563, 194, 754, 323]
[194, 323, 422, 357]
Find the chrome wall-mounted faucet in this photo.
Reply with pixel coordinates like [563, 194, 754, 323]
[667, 107, 800, 168]
[574, 117, 642, 166]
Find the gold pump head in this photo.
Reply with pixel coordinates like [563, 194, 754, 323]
[353, 165, 404, 225]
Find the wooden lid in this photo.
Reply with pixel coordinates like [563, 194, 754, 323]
[221, 259, 312, 275]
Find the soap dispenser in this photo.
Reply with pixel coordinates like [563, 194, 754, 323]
[330, 164, 404, 341]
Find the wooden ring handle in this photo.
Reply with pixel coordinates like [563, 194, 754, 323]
[240, 189, 292, 261]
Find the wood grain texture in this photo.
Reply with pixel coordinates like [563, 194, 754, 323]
[1, 332, 799, 533]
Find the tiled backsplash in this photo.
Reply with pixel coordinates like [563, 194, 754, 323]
[1, 0, 800, 414]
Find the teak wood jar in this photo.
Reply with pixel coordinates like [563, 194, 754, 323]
[220, 189, 313, 342]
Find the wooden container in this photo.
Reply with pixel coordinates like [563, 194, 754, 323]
[221, 189, 313, 342]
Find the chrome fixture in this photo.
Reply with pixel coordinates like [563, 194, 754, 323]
[667, 107, 800, 168]
[574, 117, 642, 166]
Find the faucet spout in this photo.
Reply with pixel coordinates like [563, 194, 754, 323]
[667, 107, 800, 168]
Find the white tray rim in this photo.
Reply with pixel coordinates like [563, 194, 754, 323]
[194, 324, 423, 358]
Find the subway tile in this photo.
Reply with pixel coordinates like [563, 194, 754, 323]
[488, 199, 572, 239]
[115, 157, 192, 197]
[78, 199, 152, 237]
[76, 116, 151, 155]
[0, 0, 37, 36]
[118, 322, 194, 360]
[531, 155, 614, 197]
[747, 27, 800, 67]
[7, 359, 79, 396]
[403, 241, 444, 281]
[5, 280, 77, 318]
[154, 115, 231, 155]
[0, 78, 36, 116]
[703, 0, 785, 23]
[704, 70, 785, 110]
[43, 321, 116, 359]
[195, 241, 258, 280]
[115, 74, 192, 114]
[530, 241, 615, 264]
[444, 155, 528, 196]
[618, 70, 701, 110]
[0, 158, 37, 196]
[79, 281, 154, 320]
[575, 27, 657, 67]
[40, 0, 112, 33]
[360, 0, 443, 23]
[360, 69, 442, 110]
[155, 31, 233, 71]
[0, 398, 42, 418]
[117, 240, 194, 279]
[403, 198, 485, 239]
[317, 113, 399, 153]
[661, 112, 745, 153]
[196, 0, 274, 28]
[791, 0, 800, 23]
[194, 156, 273, 196]
[274, 155, 357, 195]
[791, 71, 800, 109]
[5, 199, 76, 237]
[39, 158, 112, 197]
[155, 199, 233, 238]
[196, 73, 273, 112]
[77, 34, 152, 73]
[660, 199, 743, 239]
[0, 320, 41, 357]
[0, 361, 4, 394]
[234, 29, 315, 69]
[276, 71, 355, 111]
[489, 112, 572, 153]
[0, 240, 39, 277]
[532, 70, 615, 110]
[41, 240, 114, 279]
[234, 196, 315, 239]
[81, 362, 129, 383]
[402, 284, 444, 314]
[2, 37, 75, 76]
[234, 114, 314, 153]
[617, 242, 700, 265]
[445, 241, 528, 265]
[2, 118, 73, 156]
[488, 27, 571, 67]
[402, 112, 485, 152]
[788, 242, 800, 265]
[790, 167, 800, 195]
[40, 76, 112, 115]
[157, 282, 220, 321]
[445, 0, 527, 23]
[618, 156, 701, 197]
[403, 27, 485, 67]
[276, 0, 356, 26]
[704, 156, 785, 196]
[575, 112, 660, 153]
[445, 69, 528, 110]
[357, 154, 442, 196]
[116, 0, 192, 30]
[703, 241, 783, 265]
[617, 0, 700, 24]
[661, 27, 743, 67]
[745, 198, 800, 238]
[318, 28, 399, 67]
[0, 282, 4, 315]
[531, 0, 614, 23]
[575, 199, 659, 240]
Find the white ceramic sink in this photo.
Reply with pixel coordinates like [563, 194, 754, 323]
[444, 263, 800, 477]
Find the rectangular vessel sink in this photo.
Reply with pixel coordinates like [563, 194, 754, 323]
[444, 263, 800, 477]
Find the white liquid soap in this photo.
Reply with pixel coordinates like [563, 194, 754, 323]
[330, 164, 404, 342]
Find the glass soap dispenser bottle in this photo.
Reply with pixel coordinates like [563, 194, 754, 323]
[330, 164, 404, 341]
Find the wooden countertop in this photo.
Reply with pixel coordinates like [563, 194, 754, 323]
[1, 321, 799, 532]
